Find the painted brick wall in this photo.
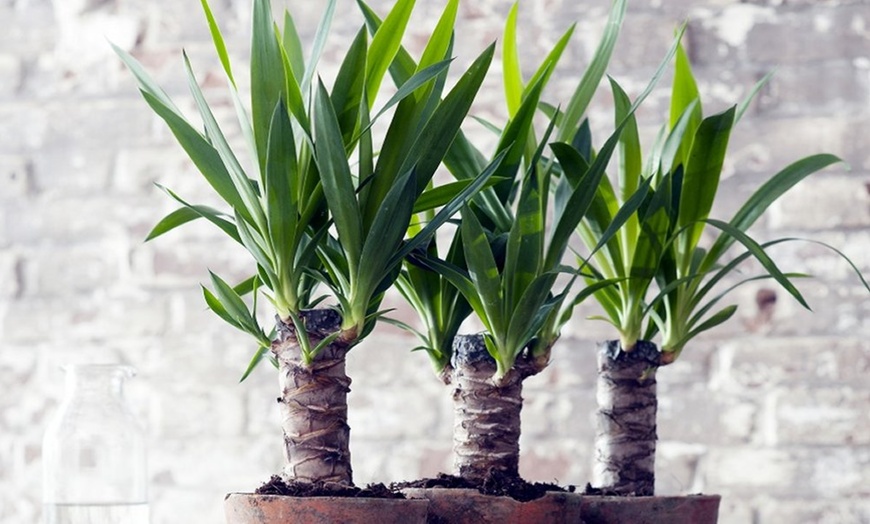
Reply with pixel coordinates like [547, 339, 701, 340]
[1, 0, 869, 523]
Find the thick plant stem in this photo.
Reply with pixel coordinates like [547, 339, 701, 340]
[593, 340, 660, 496]
[448, 334, 536, 481]
[271, 309, 353, 485]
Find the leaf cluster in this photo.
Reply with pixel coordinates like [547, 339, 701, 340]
[578, 38, 868, 361]
[116, 0, 500, 374]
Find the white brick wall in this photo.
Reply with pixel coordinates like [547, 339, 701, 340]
[2, 1, 869, 523]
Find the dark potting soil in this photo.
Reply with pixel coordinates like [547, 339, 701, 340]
[582, 483, 624, 497]
[255, 475, 405, 499]
[393, 470, 576, 503]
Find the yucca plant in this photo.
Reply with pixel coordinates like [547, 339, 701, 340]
[366, 0, 663, 482]
[577, 38, 870, 496]
[115, 0, 500, 487]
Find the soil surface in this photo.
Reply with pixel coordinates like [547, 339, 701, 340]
[582, 483, 624, 497]
[393, 470, 576, 503]
[255, 470, 576, 502]
[255, 476, 405, 499]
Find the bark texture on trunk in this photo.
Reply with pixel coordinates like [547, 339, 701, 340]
[593, 340, 660, 496]
[449, 334, 540, 481]
[271, 309, 353, 485]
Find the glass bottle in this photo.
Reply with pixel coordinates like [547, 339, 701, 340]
[42, 364, 149, 524]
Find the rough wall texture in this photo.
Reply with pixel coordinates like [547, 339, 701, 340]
[1, 0, 869, 523]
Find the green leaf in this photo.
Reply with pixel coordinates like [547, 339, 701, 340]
[208, 271, 264, 336]
[610, 78, 641, 205]
[506, 181, 543, 305]
[282, 10, 306, 82]
[676, 105, 736, 265]
[402, 44, 496, 196]
[557, 0, 625, 142]
[659, 99, 700, 177]
[703, 154, 842, 271]
[736, 70, 774, 123]
[202, 285, 243, 330]
[365, 0, 415, 107]
[415, 0, 458, 98]
[251, 0, 287, 176]
[370, 59, 452, 125]
[264, 100, 299, 294]
[409, 253, 488, 333]
[147, 187, 240, 244]
[392, 149, 509, 268]
[313, 80, 363, 277]
[412, 177, 505, 214]
[505, 272, 559, 358]
[200, 0, 235, 86]
[331, 28, 368, 146]
[503, 2, 523, 116]
[354, 172, 417, 323]
[277, 23, 309, 131]
[239, 345, 270, 382]
[703, 218, 809, 309]
[669, 37, 702, 169]
[672, 304, 737, 352]
[301, 0, 337, 93]
[524, 24, 575, 102]
[461, 207, 504, 334]
[183, 53, 266, 231]
[114, 45, 248, 218]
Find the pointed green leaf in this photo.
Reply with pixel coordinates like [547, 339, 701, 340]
[461, 207, 504, 333]
[301, 0, 337, 93]
[676, 106, 736, 264]
[557, 0, 626, 142]
[264, 100, 299, 287]
[251, 0, 286, 175]
[199, 0, 235, 85]
[503, 2, 523, 116]
[313, 80, 363, 276]
[365, 0, 415, 107]
[669, 38, 702, 168]
[703, 154, 842, 270]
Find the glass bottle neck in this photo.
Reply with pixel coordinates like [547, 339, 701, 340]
[63, 364, 135, 402]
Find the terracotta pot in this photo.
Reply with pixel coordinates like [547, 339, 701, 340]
[403, 488, 721, 524]
[403, 488, 583, 524]
[224, 493, 429, 524]
[579, 494, 721, 524]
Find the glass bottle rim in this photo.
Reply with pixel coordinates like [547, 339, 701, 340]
[60, 363, 137, 378]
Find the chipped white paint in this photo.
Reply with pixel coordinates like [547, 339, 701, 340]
[707, 4, 775, 48]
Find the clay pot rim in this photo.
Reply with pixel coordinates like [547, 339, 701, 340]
[225, 492, 424, 503]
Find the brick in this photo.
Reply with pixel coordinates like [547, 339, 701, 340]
[347, 383, 445, 439]
[715, 498, 756, 524]
[774, 387, 870, 445]
[517, 439, 591, 487]
[704, 446, 870, 497]
[702, 448, 799, 494]
[757, 60, 870, 118]
[0, 154, 31, 199]
[0, 54, 21, 98]
[656, 442, 705, 495]
[658, 385, 758, 444]
[692, 4, 870, 66]
[520, 388, 596, 443]
[756, 498, 870, 524]
[713, 336, 869, 390]
[768, 175, 870, 231]
[0, 252, 19, 298]
[20, 245, 121, 297]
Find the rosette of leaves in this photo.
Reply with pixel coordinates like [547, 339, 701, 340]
[115, 0, 501, 487]
[360, 0, 629, 481]
[368, 0, 672, 482]
[575, 38, 870, 496]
